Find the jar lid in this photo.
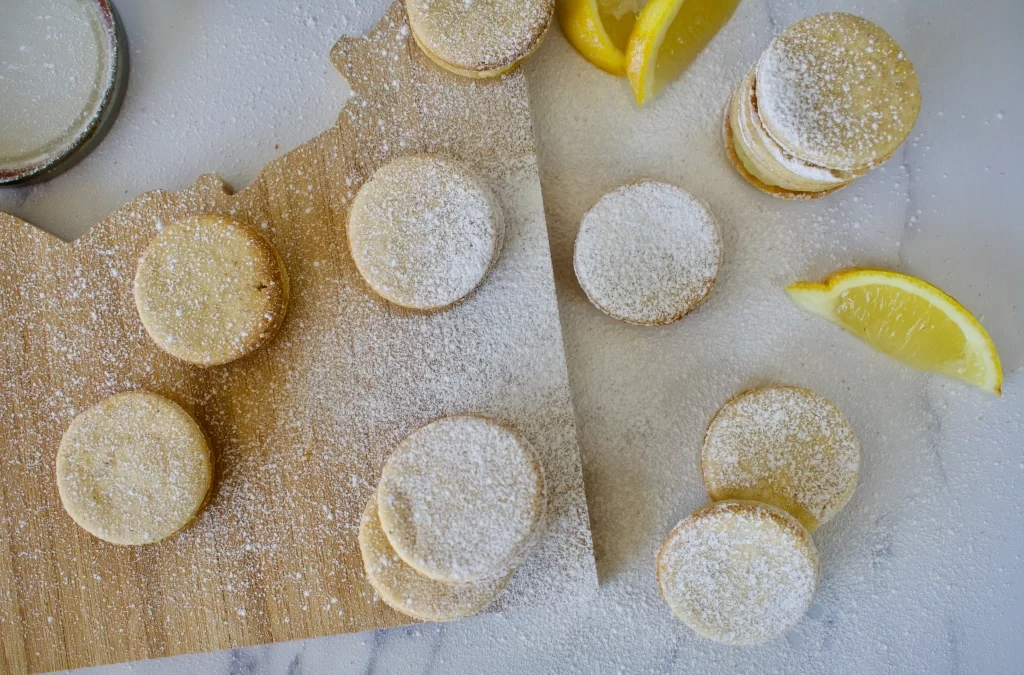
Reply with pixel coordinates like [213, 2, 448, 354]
[0, 0, 128, 186]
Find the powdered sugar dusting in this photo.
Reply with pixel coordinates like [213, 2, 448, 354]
[657, 501, 819, 646]
[756, 13, 921, 171]
[573, 181, 722, 325]
[702, 386, 861, 530]
[406, 0, 554, 73]
[377, 416, 544, 583]
[0, 5, 595, 669]
[348, 155, 504, 310]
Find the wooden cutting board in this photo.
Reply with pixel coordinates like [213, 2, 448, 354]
[0, 5, 596, 672]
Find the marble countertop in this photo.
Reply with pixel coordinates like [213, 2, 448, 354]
[2, 0, 1022, 673]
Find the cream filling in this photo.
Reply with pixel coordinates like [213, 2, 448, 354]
[730, 71, 855, 193]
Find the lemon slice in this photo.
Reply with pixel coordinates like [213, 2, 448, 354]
[626, 0, 740, 106]
[558, 0, 638, 75]
[787, 270, 1003, 395]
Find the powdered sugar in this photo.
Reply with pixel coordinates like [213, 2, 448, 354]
[406, 0, 553, 73]
[702, 386, 861, 530]
[657, 501, 819, 646]
[755, 13, 921, 171]
[377, 416, 544, 583]
[348, 155, 504, 310]
[573, 181, 722, 325]
[0, 5, 595, 668]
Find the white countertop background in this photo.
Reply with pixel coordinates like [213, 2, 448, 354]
[2, 0, 1022, 673]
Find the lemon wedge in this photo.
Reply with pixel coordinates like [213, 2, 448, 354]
[626, 0, 741, 106]
[787, 269, 1003, 395]
[558, 0, 638, 75]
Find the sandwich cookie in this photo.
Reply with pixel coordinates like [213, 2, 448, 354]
[56, 392, 213, 546]
[725, 13, 920, 198]
[573, 181, 722, 326]
[134, 214, 289, 366]
[702, 386, 860, 531]
[657, 500, 819, 645]
[348, 155, 505, 311]
[406, 0, 555, 78]
[376, 416, 545, 583]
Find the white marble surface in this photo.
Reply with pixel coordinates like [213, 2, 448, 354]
[2, 0, 1022, 673]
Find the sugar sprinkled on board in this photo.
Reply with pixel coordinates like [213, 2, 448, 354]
[0, 5, 595, 662]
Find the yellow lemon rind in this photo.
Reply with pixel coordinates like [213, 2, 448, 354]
[557, 0, 628, 75]
[787, 269, 1003, 395]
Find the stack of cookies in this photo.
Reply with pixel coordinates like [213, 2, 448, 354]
[725, 13, 921, 199]
[657, 386, 861, 645]
[359, 416, 546, 621]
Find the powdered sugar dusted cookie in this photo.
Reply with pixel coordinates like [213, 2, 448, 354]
[657, 501, 819, 645]
[359, 496, 512, 622]
[724, 13, 919, 197]
[348, 155, 505, 311]
[573, 182, 722, 326]
[406, 0, 554, 78]
[377, 416, 545, 583]
[134, 214, 289, 366]
[56, 392, 213, 546]
[702, 386, 860, 531]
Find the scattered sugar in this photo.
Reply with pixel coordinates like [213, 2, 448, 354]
[0, 4, 595, 664]
[1, 0, 1021, 672]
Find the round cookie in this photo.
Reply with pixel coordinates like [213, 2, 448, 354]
[701, 386, 860, 531]
[573, 182, 722, 325]
[359, 496, 512, 622]
[755, 13, 921, 172]
[134, 214, 289, 367]
[377, 416, 545, 583]
[348, 156, 505, 311]
[406, 0, 555, 78]
[56, 392, 213, 546]
[657, 501, 819, 645]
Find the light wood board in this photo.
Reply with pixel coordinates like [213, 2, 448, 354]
[0, 5, 596, 672]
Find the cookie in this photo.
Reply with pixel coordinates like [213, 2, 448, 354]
[359, 495, 512, 622]
[348, 155, 504, 311]
[134, 214, 289, 366]
[657, 501, 819, 645]
[56, 391, 213, 546]
[377, 416, 545, 583]
[406, 0, 555, 78]
[701, 386, 860, 531]
[573, 181, 722, 325]
[723, 74, 855, 198]
[754, 13, 920, 172]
